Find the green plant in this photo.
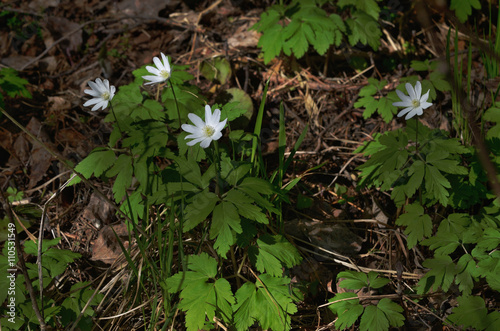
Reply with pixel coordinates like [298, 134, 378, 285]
[251, 0, 382, 64]
[67, 52, 307, 330]
[328, 271, 404, 331]
[0, 68, 32, 109]
[0, 238, 103, 330]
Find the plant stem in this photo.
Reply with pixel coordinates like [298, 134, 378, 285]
[415, 117, 419, 154]
[169, 80, 182, 129]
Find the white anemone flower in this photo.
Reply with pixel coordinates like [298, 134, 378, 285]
[392, 81, 432, 120]
[182, 105, 228, 148]
[142, 52, 171, 85]
[83, 78, 115, 111]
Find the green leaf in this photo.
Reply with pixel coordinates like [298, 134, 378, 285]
[225, 189, 268, 223]
[338, 0, 381, 20]
[455, 254, 476, 296]
[328, 292, 363, 330]
[359, 305, 389, 331]
[337, 270, 367, 290]
[106, 154, 133, 202]
[367, 271, 391, 289]
[250, 234, 302, 276]
[418, 255, 455, 293]
[424, 163, 450, 205]
[396, 203, 432, 249]
[450, 0, 481, 23]
[377, 298, 405, 327]
[70, 147, 116, 185]
[164, 253, 234, 331]
[485, 311, 500, 331]
[233, 274, 297, 331]
[422, 232, 460, 255]
[448, 295, 488, 329]
[345, 11, 381, 50]
[184, 189, 219, 231]
[210, 201, 241, 257]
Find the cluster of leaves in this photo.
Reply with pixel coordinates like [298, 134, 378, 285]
[0, 238, 102, 330]
[0, 67, 32, 109]
[347, 85, 500, 329]
[355, 120, 477, 207]
[328, 271, 404, 330]
[162, 251, 301, 331]
[251, 0, 382, 64]
[69, 58, 304, 329]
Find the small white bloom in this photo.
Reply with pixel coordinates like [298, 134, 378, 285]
[182, 105, 228, 148]
[392, 81, 432, 120]
[83, 78, 115, 111]
[142, 52, 171, 85]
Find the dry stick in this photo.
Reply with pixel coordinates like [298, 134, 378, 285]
[0, 192, 46, 330]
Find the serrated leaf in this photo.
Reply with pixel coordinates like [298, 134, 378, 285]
[328, 292, 363, 330]
[477, 228, 500, 251]
[377, 298, 405, 327]
[424, 163, 450, 205]
[71, 147, 116, 185]
[210, 201, 241, 256]
[338, 0, 380, 20]
[455, 254, 476, 296]
[418, 255, 455, 293]
[337, 270, 368, 290]
[359, 305, 389, 331]
[184, 190, 219, 231]
[396, 203, 432, 249]
[225, 189, 269, 224]
[422, 232, 460, 255]
[367, 271, 391, 289]
[106, 154, 133, 202]
[450, 0, 481, 23]
[233, 274, 297, 331]
[448, 295, 488, 329]
[345, 11, 381, 50]
[250, 234, 301, 276]
[164, 253, 234, 331]
[405, 160, 425, 197]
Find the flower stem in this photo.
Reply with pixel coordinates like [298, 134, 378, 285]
[213, 141, 222, 197]
[415, 117, 419, 154]
[169, 80, 182, 129]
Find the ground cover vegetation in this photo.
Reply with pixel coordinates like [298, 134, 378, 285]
[0, 0, 499, 330]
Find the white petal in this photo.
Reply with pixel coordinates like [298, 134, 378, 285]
[83, 98, 99, 106]
[145, 66, 161, 75]
[153, 56, 164, 71]
[200, 138, 212, 148]
[405, 83, 417, 101]
[414, 81, 422, 99]
[188, 113, 205, 128]
[420, 101, 432, 110]
[397, 106, 413, 118]
[405, 108, 419, 120]
[182, 124, 200, 134]
[161, 53, 170, 72]
[84, 89, 101, 97]
[211, 131, 222, 141]
[393, 100, 411, 107]
[142, 75, 164, 84]
[395, 89, 411, 103]
[214, 118, 227, 132]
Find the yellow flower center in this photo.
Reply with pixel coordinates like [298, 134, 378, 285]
[411, 99, 420, 108]
[102, 91, 110, 100]
[202, 125, 215, 137]
[160, 70, 170, 80]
